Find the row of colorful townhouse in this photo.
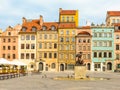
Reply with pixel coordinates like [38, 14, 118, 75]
[0, 8, 120, 72]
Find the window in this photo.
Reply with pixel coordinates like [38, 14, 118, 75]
[109, 52, 112, 58]
[39, 34, 42, 39]
[109, 33, 112, 37]
[99, 52, 102, 58]
[31, 35, 35, 40]
[72, 30, 75, 35]
[88, 54, 90, 59]
[54, 34, 57, 39]
[54, 43, 57, 49]
[87, 39, 90, 43]
[8, 32, 11, 36]
[51, 26, 56, 30]
[62, 16, 64, 22]
[104, 52, 107, 58]
[21, 35, 25, 40]
[60, 45, 64, 50]
[31, 65, 34, 68]
[26, 44, 30, 49]
[32, 27, 37, 31]
[7, 54, 10, 59]
[31, 44, 35, 49]
[83, 54, 86, 59]
[99, 33, 102, 37]
[13, 46, 16, 50]
[83, 39, 86, 43]
[8, 46, 10, 50]
[26, 35, 30, 40]
[109, 41, 112, 47]
[3, 54, 5, 58]
[60, 54, 64, 59]
[112, 19, 115, 23]
[116, 54, 119, 59]
[60, 30, 63, 35]
[51, 63, 56, 69]
[44, 43, 47, 49]
[71, 16, 74, 21]
[31, 53, 35, 59]
[66, 37, 69, 42]
[83, 46, 86, 51]
[49, 53, 52, 58]
[49, 34, 52, 39]
[13, 54, 15, 59]
[3, 39, 6, 42]
[66, 30, 69, 35]
[39, 43, 42, 49]
[117, 19, 120, 23]
[44, 53, 47, 58]
[94, 52, 97, 58]
[88, 46, 90, 50]
[3, 46, 5, 50]
[22, 27, 27, 32]
[104, 42, 107, 47]
[44, 34, 47, 39]
[66, 45, 69, 50]
[67, 16, 69, 22]
[21, 44, 24, 49]
[99, 42, 102, 46]
[94, 42, 97, 47]
[94, 33, 97, 37]
[72, 37, 75, 42]
[72, 45, 75, 50]
[26, 53, 29, 59]
[21, 53, 24, 59]
[105, 33, 108, 38]
[8, 39, 11, 42]
[54, 53, 57, 58]
[116, 35, 119, 39]
[49, 43, 52, 49]
[115, 26, 118, 30]
[78, 39, 81, 43]
[60, 37, 64, 42]
[116, 45, 119, 50]
[42, 26, 47, 30]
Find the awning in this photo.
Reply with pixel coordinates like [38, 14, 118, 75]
[10, 60, 27, 66]
[0, 58, 12, 65]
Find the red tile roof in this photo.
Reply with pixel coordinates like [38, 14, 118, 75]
[78, 31, 91, 36]
[107, 11, 120, 16]
[60, 10, 76, 15]
[58, 23, 76, 29]
[81, 26, 91, 29]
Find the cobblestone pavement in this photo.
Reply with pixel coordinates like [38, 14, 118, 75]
[0, 71, 120, 90]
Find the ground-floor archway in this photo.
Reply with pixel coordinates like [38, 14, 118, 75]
[87, 63, 91, 70]
[60, 64, 64, 71]
[39, 62, 43, 71]
[107, 62, 112, 70]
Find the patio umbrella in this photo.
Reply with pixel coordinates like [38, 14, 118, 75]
[11, 60, 27, 66]
[0, 58, 12, 65]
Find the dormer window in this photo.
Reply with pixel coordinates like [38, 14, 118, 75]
[22, 27, 27, 32]
[42, 26, 47, 30]
[32, 26, 37, 31]
[51, 26, 56, 30]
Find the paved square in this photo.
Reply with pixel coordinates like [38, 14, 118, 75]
[0, 71, 120, 90]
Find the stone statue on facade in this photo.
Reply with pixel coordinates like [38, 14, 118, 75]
[75, 52, 84, 66]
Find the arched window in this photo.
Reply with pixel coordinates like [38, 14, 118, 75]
[22, 27, 27, 32]
[42, 26, 47, 30]
[32, 26, 37, 31]
[51, 63, 56, 69]
[51, 26, 56, 30]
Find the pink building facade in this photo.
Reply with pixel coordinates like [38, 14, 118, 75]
[0, 24, 21, 61]
[76, 26, 92, 70]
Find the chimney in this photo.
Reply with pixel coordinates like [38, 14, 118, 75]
[59, 8, 62, 13]
[22, 17, 27, 23]
[86, 20, 91, 26]
[40, 15, 43, 26]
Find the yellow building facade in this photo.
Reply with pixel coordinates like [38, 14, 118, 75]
[36, 22, 59, 72]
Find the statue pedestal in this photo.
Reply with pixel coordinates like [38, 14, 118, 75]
[74, 65, 86, 79]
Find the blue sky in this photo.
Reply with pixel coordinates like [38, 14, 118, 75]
[0, 0, 120, 30]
